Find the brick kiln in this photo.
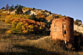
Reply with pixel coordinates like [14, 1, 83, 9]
[50, 17, 74, 43]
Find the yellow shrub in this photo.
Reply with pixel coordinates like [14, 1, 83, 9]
[6, 30, 12, 34]
[39, 26, 42, 30]
[28, 25, 34, 29]
[16, 22, 23, 30]
[22, 25, 25, 30]
[5, 18, 10, 23]
[23, 30, 28, 33]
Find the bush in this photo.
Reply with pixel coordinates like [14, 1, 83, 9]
[5, 30, 12, 34]
[15, 6, 23, 14]
[2, 13, 47, 34]
[9, 5, 15, 11]
[74, 19, 82, 26]
[11, 22, 23, 33]
[11, 18, 35, 34]
[5, 18, 11, 23]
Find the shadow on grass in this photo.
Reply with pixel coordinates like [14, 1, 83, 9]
[0, 28, 7, 34]
[0, 46, 64, 55]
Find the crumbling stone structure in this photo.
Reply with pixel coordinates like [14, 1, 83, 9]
[50, 17, 74, 43]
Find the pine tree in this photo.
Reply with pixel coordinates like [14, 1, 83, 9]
[15, 5, 23, 14]
[9, 5, 14, 11]
[1, 7, 5, 9]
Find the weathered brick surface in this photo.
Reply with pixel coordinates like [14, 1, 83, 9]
[50, 17, 74, 43]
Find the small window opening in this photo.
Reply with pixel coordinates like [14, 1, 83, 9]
[64, 30, 66, 34]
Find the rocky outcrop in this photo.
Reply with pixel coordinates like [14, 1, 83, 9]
[74, 24, 83, 34]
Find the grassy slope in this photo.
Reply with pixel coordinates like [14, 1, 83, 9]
[0, 9, 83, 55]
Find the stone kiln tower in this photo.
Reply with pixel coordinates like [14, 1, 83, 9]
[50, 17, 74, 43]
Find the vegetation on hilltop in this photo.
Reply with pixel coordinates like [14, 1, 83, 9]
[0, 4, 66, 34]
[0, 4, 82, 34]
[74, 19, 82, 26]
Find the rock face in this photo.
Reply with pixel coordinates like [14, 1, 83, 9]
[74, 24, 83, 34]
[50, 17, 74, 43]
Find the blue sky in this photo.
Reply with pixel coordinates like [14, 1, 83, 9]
[0, 0, 83, 23]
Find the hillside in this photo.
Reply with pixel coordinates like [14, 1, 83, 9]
[0, 7, 65, 22]
[0, 5, 83, 55]
[0, 6, 67, 35]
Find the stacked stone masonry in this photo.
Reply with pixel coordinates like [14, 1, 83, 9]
[50, 17, 74, 43]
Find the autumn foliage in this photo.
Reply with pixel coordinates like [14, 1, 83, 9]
[7, 17, 45, 34]
[0, 5, 66, 34]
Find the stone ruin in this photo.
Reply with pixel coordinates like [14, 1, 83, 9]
[50, 17, 74, 44]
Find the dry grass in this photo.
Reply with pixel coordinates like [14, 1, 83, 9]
[0, 21, 83, 55]
[0, 33, 82, 55]
[14, 36, 81, 55]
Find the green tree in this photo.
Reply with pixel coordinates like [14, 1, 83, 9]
[1, 7, 5, 9]
[15, 5, 24, 9]
[15, 5, 23, 14]
[30, 14, 37, 20]
[9, 5, 14, 11]
[75, 19, 82, 26]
